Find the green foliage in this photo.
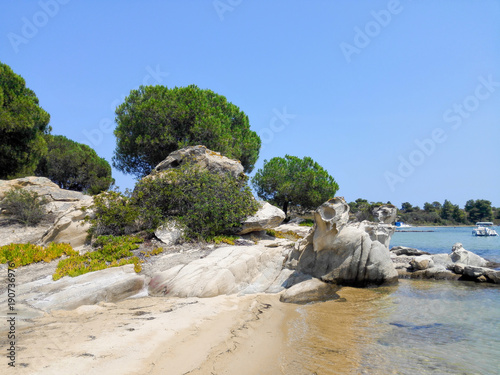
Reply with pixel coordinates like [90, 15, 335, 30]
[251, 155, 339, 217]
[0, 242, 77, 267]
[465, 199, 493, 223]
[36, 134, 113, 195]
[265, 229, 302, 241]
[84, 190, 141, 237]
[53, 235, 143, 280]
[299, 219, 315, 227]
[0, 62, 51, 179]
[133, 164, 259, 239]
[208, 235, 239, 245]
[1, 188, 48, 226]
[440, 200, 455, 221]
[113, 84, 261, 178]
[348, 198, 390, 222]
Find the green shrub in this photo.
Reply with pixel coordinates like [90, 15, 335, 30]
[0, 189, 48, 226]
[299, 219, 314, 227]
[133, 164, 259, 239]
[84, 190, 141, 237]
[0, 242, 77, 268]
[53, 235, 143, 280]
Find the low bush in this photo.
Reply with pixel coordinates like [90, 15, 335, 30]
[0, 189, 48, 226]
[0, 243, 77, 268]
[132, 164, 259, 239]
[84, 190, 141, 237]
[265, 229, 302, 241]
[53, 235, 143, 280]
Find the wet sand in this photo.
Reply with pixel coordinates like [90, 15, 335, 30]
[2, 288, 385, 375]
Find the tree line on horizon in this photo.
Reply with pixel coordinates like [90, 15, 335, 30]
[349, 198, 499, 225]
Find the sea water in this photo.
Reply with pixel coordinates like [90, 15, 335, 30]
[281, 227, 500, 374]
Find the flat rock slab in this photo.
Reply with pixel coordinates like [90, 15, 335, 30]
[0, 264, 145, 313]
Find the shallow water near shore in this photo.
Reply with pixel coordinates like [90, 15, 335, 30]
[391, 226, 500, 263]
[279, 227, 500, 374]
[282, 280, 500, 374]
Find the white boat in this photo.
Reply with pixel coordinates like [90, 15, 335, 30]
[472, 222, 498, 236]
[395, 221, 412, 228]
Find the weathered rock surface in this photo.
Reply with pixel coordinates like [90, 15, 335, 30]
[450, 243, 488, 267]
[391, 243, 499, 283]
[0, 265, 145, 313]
[372, 205, 397, 224]
[148, 243, 289, 298]
[155, 220, 184, 246]
[279, 278, 340, 304]
[290, 198, 398, 287]
[390, 246, 430, 256]
[410, 255, 435, 270]
[0, 177, 92, 248]
[238, 201, 286, 234]
[153, 145, 245, 179]
[351, 221, 395, 249]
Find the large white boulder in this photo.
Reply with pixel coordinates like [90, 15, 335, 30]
[148, 243, 289, 298]
[238, 201, 286, 234]
[292, 197, 398, 286]
[450, 243, 488, 267]
[153, 145, 244, 179]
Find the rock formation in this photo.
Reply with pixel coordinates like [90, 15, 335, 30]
[0, 177, 92, 248]
[238, 201, 286, 234]
[153, 145, 244, 179]
[288, 197, 398, 287]
[372, 204, 397, 224]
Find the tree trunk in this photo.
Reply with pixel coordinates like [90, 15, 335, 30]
[283, 201, 289, 219]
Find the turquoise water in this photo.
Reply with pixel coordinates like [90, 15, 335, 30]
[286, 227, 500, 374]
[391, 226, 500, 263]
[358, 280, 500, 375]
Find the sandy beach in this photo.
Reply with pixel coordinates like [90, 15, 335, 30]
[1, 285, 386, 375]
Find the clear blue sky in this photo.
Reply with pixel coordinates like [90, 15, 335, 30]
[2, 0, 499, 208]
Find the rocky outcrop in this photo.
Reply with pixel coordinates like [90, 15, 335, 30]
[390, 246, 430, 256]
[154, 220, 185, 246]
[350, 221, 395, 249]
[0, 264, 145, 313]
[449, 243, 488, 267]
[391, 243, 499, 283]
[0, 177, 92, 248]
[289, 198, 398, 287]
[148, 243, 290, 298]
[372, 204, 397, 224]
[279, 278, 341, 304]
[238, 201, 286, 234]
[153, 145, 244, 179]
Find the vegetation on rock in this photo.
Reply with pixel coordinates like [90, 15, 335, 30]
[133, 164, 259, 239]
[0, 188, 48, 226]
[36, 134, 113, 195]
[0, 243, 77, 268]
[53, 235, 143, 280]
[252, 155, 339, 217]
[113, 84, 261, 178]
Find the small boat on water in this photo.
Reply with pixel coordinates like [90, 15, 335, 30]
[395, 221, 412, 229]
[472, 222, 498, 236]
